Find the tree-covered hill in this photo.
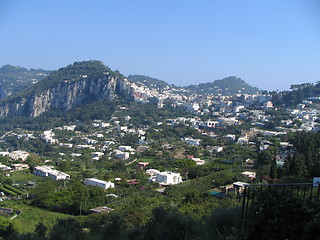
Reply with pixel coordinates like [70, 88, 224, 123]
[0, 61, 132, 118]
[25, 60, 125, 96]
[273, 82, 320, 107]
[185, 76, 260, 95]
[0, 64, 52, 99]
[127, 75, 175, 90]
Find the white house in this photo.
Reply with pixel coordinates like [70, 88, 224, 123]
[146, 169, 161, 176]
[237, 137, 249, 144]
[59, 143, 73, 148]
[206, 120, 219, 128]
[186, 103, 200, 112]
[218, 117, 240, 126]
[149, 171, 182, 185]
[33, 166, 70, 180]
[76, 144, 95, 149]
[211, 146, 224, 152]
[103, 141, 115, 146]
[0, 152, 9, 157]
[192, 158, 205, 165]
[241, 171, 256, 179]
[84, 178, 115, 190]
[11, 163, 29, 171]
[119, 146, 135, 152]
[9, 151, 30, 161]
[0, 163, 12, 171]
[114, 151, 130, 160]
[91, 152, 104, 159]
[63, 125, 76, 131]
[184, 137, 201, 146]
[263, 101, 273, 110]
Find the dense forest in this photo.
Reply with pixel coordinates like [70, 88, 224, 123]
[256, 131, 320, 182]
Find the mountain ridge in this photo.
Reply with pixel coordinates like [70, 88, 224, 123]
[0, 61, 132, 118]
[0, 61, 261, 119]
[0, 64, 52, 99]
[185, 76, 260, 95]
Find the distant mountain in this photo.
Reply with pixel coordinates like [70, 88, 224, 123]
[0, 61, 132, 118]
[185, 76, 260, 95]
[0, 64, 52, 99]
[127, 75, 260, 95]
[127, 75, 174, 90]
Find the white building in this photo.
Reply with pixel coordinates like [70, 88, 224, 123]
[9, 151, 30, 161]
[91, 152, 104, 158]
[0, 163, 12, 171]
[0, 152, 9, 157]
[59, 143, 73, 148]
[263, 101, 274, 110]
[241, 171, 256, 179]
[114, 151, 130, 160]
[100, 122, 110, 128]
[192, 158, 205, 165]
[211, 146, 224, 152]
[186, 103, 200, 112]
[146, 169, 161, 176]
[71, 153, 82, 157]
[103, 141, 115, 146]
[206, 120, 219, 128]
[218, 117, 240, 126]
[149, 171, 182, 185]
[63, 125, 76, 131]
[33, 166, 70, 180]
[119, 146, 135, 152]
[184, 137, 201, 146]
[42, 130, 58, 144]
[76, 144, 95, 149]
[12, 163, 29, 171]
[84, 178, 115, 190]
[237, 137, 249, 144]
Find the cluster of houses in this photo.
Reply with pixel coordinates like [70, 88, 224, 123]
[0, 151, 30, 161]
[130, 78, 320, 133]
[1, 80, 320, 197]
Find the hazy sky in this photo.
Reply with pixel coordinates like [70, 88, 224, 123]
[1, 0, 320, 91]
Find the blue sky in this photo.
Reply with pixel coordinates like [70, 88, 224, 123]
[1, 0, 319, 91]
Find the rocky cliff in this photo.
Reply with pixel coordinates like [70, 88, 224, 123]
[0, 61, 132, 118]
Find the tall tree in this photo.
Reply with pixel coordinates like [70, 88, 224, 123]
[270, 157, 277, 179]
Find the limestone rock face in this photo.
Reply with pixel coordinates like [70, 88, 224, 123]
[0, 73, 132, 118]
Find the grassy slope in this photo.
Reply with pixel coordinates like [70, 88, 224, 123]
[1, 200, 72, 234]
[9, 170, 43, 184]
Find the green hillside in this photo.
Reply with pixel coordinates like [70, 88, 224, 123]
[186, 76, 260, 95]
[0, 65, 51, 99]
